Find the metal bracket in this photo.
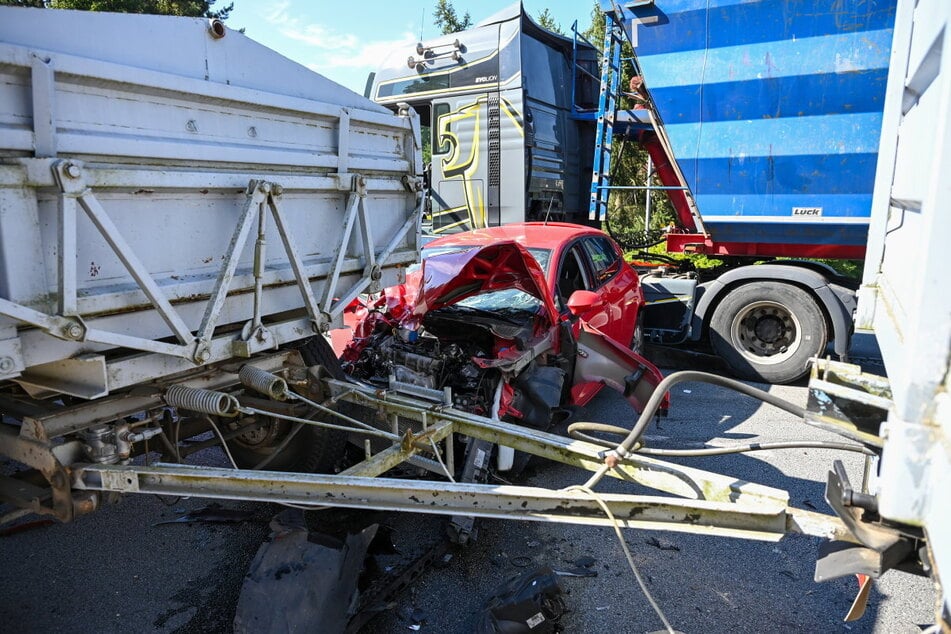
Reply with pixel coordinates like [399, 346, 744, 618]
[0, 336, 25, 380]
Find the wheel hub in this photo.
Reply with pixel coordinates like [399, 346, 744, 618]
[732, 302, 801, 364]
[234, 416, 283, 447]
[752, 313, 787, 345]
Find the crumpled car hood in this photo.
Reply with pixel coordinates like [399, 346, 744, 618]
[412, 241, 560, 324]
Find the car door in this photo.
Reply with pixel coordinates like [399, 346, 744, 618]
[575, 235, 640, 346]
[560, 235, 663, 413]
[554, 241, 592, 308]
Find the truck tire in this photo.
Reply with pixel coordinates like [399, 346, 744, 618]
[709, 282, 826, 384]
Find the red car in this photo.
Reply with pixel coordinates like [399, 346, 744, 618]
[342, 222, 667, 465]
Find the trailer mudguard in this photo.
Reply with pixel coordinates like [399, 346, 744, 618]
[691, 264, 856, 360]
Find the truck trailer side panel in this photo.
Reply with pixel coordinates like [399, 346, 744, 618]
[0, 7, 422, 396]
[624, 0, 898, 258]
[858, 0, 951, 618]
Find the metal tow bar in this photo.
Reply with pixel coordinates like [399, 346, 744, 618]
[74, 462, 790, 539]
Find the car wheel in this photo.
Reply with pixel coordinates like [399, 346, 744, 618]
[709, 282, 826, 384]
[630, 313, 645, 356]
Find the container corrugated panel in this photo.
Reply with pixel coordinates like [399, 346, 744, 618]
[621, 0, 897, 254]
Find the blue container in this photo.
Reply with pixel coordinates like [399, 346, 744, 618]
[609, 0, 897, 256]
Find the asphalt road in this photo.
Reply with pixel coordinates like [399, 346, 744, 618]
[0, 335, 938, 633]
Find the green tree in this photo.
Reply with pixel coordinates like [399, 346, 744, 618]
[0, 0, 233, 19]
[535, 8, 563, 35]
[433, 0, 471, 35]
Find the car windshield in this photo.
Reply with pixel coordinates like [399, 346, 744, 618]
[420, 245, 552, 315]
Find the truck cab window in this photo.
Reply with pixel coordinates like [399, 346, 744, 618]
[433, 102, 450, 155]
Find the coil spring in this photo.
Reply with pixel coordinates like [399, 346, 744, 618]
[164, 385, 239, 417]
[238, 365, 289, 400]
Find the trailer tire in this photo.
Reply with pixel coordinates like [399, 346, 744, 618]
[228, 336, 349, 472]
[709, 282, 826, 384]
[227, 412, 348, 473]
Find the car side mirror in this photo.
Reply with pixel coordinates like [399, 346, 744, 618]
[566, 290, 603, 316]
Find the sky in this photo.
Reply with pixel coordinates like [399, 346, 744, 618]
[227, 1, 598, 95]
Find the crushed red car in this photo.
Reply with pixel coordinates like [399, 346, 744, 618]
[341, 223, 668, 467]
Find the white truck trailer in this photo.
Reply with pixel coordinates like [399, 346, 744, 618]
[824, 0, 951, 621]
[0, 6, 424, 521]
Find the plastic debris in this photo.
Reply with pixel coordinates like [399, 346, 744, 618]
[153, 503, 255, 526]
[476, 566, 566, 634]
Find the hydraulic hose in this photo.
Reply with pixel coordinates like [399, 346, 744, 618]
[578, 370, 815, 487]
[613, 370, 805, 457]
[635, 441, 875, 457]
[566, 421, 875, 457]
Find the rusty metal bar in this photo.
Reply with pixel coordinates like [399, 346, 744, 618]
[74, 462, 802, 541]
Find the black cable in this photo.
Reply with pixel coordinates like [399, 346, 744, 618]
[586, 370, 809, 460]
[566, 422, 874, 457]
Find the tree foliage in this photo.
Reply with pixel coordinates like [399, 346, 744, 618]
[535, 8, 563, 35]
[0, 0, 233, 19]
[433, 0, 471, 35]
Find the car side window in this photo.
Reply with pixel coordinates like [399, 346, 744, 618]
[582, 236, 621, 286]
[557, 245, 591, 305]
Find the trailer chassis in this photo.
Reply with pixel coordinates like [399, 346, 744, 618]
[1, 353, 854, 545]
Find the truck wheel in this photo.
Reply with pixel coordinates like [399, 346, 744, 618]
[227, 412, 347, 473]
[709, 282, 826, 384]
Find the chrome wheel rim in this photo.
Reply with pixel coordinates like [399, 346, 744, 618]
[730, 300, 802, 365]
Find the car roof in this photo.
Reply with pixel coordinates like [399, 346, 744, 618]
[424, 222, 607, 251]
